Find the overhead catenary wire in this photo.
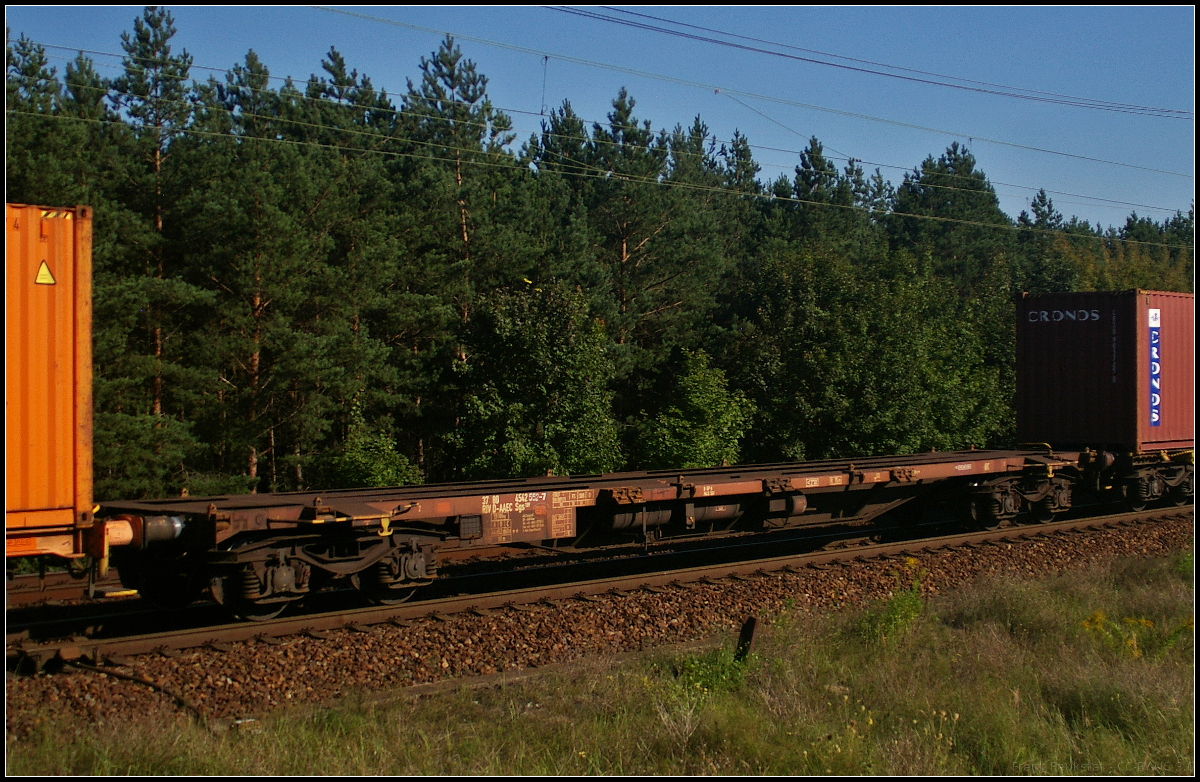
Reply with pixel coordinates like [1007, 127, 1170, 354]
[310, 5, 1194, 180]
[570, 6, 1194, 119]
[28, 67, 1190, 219]
[714, 90, 1187, 216]
[9, 108, 1193, 253]
[24, 41, 1190, 218]
[16, 41, 1190, 219]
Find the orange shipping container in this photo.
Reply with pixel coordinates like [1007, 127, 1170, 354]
[5, 204, 94, 558]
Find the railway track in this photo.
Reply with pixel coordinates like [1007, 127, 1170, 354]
[0, 511, 938, 642]
[8, 505, 1190, 671]
[5, 571, 131, 608]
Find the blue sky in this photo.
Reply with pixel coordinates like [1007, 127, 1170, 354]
[6, 6, 1195, 229]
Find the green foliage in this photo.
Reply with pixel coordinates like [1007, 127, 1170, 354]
[859, 557, 925, 640]
[1175, 548, 1193, 581]
[451, 284, 622, 479]
[1078, 610, 1194, 660]
[324, 402, 423, 489]
[6, 15, 1192, 499]
[641, 351, 755, 469]
[890, 142, 1015, 288]
[726, 244, 1008, 462]
[92, 410, 199, 501]
[665, 648, 750, 695]
[860, 587, 924, 642]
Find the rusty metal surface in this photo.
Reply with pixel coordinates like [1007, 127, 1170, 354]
[1017, 290, 1194, 453]
[5, 204, 93, 556]
[5, 571, 125, 607]
[99, 449, 1054, 546]
[9, 506, 1185, 667]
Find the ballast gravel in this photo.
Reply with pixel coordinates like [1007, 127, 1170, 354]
[5, 512, 1193, 738]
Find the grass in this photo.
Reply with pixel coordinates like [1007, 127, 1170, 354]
[7, 548, 1194, 775]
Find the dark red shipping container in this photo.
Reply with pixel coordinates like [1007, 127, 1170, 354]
[1016, 290, 1194, 453]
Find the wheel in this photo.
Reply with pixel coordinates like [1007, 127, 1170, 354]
[230, 599, 289, 622]
[210, 570, 297, 621]
[365, 587, 418, 606]
[1169, 471, 1194, 507]
[1029, 498, 1055, 523]
[971, 496, 1003, 530]
[358, 561, 422, 606]
[1123, 478, 1149, 512]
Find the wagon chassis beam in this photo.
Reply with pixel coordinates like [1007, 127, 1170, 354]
[9, 506, 1188, 671]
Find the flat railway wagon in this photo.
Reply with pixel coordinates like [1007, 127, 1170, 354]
[5, 204, 1195, 620]
[97, 449, 1083, 618]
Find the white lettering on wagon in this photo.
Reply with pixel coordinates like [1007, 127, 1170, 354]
[551, 490, 595, 509]
[1027, 309, 1101, 323]
[513, 492, 546, 512]
[550, 510, 575, 538]
[1149, 309, 1161, 427]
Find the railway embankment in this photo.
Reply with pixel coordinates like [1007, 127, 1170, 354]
[6, 510, 1193, 774]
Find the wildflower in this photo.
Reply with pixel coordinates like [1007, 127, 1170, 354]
[1080, 611, 1107, 631]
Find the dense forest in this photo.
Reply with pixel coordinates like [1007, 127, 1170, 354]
[7, 9, 1194, 501]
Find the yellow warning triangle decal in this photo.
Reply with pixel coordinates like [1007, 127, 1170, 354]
[35, 261, 56, 285]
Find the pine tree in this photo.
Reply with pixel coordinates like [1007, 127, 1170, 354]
[109, 6, 205, 419]
[890, 142, 1014, 288]
[401, 36, 519, 323]
[176, 49, 408, 492]
[5, 35, 70, 203]
[1017, 189, 1077, 292]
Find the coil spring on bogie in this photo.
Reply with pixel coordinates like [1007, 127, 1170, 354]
[971, 482, 1013, 527]
[241, 566, 262, 600]
[977, 496, 1004, 528]
[1170, 471, 1194, 505]
[374, 559, 401, 587]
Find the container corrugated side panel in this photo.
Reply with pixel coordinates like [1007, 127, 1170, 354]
[1137, 291, 1194, 451]
[1016, 291, 1138, 448]
[5, 204, 92, 547]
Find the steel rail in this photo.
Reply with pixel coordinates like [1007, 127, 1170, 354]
[0, 518, 920, 637]
[5, 571, 129, 607]
[9, 506, 1190, 669]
